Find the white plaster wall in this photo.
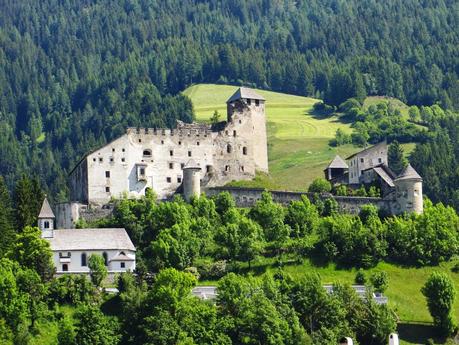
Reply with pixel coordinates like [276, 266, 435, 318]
[393, 179, 423, 214]
[347, 144, 387, 184]
[52, 249, 136, 273]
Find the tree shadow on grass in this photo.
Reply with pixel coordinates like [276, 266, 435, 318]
[397, 322, 446, 344]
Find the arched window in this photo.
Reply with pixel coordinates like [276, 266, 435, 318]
[102, 252, 108, 266]
[143, 149, 152, 157]
[227, 144, 232, 153]
[81, 253, 87, 267]
[44, 221, 50, 229]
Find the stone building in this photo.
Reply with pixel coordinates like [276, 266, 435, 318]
[38, 198, 136, 274]
[324, 142, 423, 214]
[69, 87, 268, 205]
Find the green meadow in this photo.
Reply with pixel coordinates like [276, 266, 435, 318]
[183, 84, 357, 190]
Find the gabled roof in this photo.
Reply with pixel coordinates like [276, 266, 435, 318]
[325, 155, 348, 169]
[38, 198, 55, 219]
[373, 166, 395, 187]
[47, 228, 135, 251]
[227, 87, 265, 103]
[395, 164, 422, 181]
[346, 141, 387, 160]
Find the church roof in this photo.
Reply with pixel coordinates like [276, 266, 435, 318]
[325, 155, 348, 169]
[38, 197, 55, 219]
[395, 164, 422, 181]
[47, 228, 135, 251]
[183, 159, 201, 170]
[227, 87, 265, 103]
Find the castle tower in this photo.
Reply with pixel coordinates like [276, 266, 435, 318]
[393, 164, 423, 214]
[183, 159, 201, 201]
[38, 197, 55, 238]
[226, 87, 268, 173]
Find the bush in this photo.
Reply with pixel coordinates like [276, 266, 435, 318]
[308, 178, 332, 193]
[355, 269, 366, 285]
[370, 271, 388, 293]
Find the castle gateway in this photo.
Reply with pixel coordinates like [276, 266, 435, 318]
[69, 87, 268, 204]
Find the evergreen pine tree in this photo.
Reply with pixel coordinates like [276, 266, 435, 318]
[388, 141, 407, 175]
[0, 176, 15, 256]
[14, 176, 44, 232]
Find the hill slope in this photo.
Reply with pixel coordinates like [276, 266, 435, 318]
[184, 84, 357, 190]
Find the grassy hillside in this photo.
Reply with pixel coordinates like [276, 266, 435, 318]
[183, 84, 357, 190]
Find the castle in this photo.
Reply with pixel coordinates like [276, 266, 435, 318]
[69, 87, 268, 205]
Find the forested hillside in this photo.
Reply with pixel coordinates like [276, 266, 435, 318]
[0, 0, 458, 198]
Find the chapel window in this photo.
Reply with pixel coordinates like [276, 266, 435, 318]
[81, 253, 87, 267]
[143, 149, 152, 157]
[102, 252, 108, 266]
[105, 171, 110, 178]
[44, 221, 50, 229]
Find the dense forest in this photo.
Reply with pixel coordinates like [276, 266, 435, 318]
[0, 0, 458, 199]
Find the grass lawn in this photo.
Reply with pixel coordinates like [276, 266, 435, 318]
[183, 84, 357, 190]
[202, 256, 459, 345]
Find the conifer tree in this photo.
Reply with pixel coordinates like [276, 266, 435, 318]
[0, 176, 15, 257]
[14, 176, 44, 232]
[388, 141, 407, 175]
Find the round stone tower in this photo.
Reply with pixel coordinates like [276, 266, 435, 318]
[393, 164, 423, 214]
[183, 159, 201, 201]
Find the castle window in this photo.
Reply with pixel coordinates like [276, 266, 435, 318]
[247, 99, 251, 105]
[161, 140, 164, 144]
[241, 166, 245, 172]
[143, 149, 152, 157]
[44, 221, 50, 229]
[166, 177, 171, 183]
[227, 145, 232, 153]
[106, 187, 110, 193]
[225, 165, 230, 172]
[138, 139, 142, 143]
[112, 148, 115, 152]
[197, 141, 200, 146]
[62, 264, 68, 272]
[177, 176, 182, 183]
[103, 252, 108, 266]
[206, 165, 211, 173]
[99, 157, 103, 162]
[188, 151, 192, 157]
[233, 130, 237, 137]
[105, 171, 110, 178]
[239, 120, 242, 124]
[81, 253, 87, 267]
[170, 150, 174, 156]
[360, 158, 364, 163]
[179, 141, 182, 145]
[122, 148, 125, 152]
[242, 147, 247, 155]
[140, 167, 145, 176]
[414, 189, 419, 196]
[110, 157, 114, 162]
[121, 158, 125, 162]
[181, 163, 185, 169]
[255, 99, 260, 106]
[378, 158, 382, 163]
[121, 262, 125, 268]
[169, 162, 173, 169]
[93, 158, 96, 162]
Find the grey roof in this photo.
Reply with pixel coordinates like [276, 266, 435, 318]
[47, 228, 135, 251]
[227, 87, 265, 103]
[325, 155, 349, 169]
[395, 164, 422, 181]
[183, 159, 201, 170]
[346, 141, 387, 160]
[373, 166, 395, 187]
[38, 198, 55, 219]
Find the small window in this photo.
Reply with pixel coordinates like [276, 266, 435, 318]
[166, 177, 171, 183]
[181, 163, 185, 169]
[122, 148, 125, 152]
[81, 253, 87, 267]
[255, 99, 260, 106]
[188, 151, 192, 157]
[170, 150, 173, 156]
[360, 158, 364, 163]
[93, 158, 96, 162]
[169, 162, 173, 169]
[106, 187, 110, 193]
[233, 130, 237, 137]
[62, 264, 68, 272]
[239, 120, 242, 124]
[225, 165, 230, 172]
[197, 141, 200, 146]
[105, 171, 110, 178]
[241, 166, 244, 172]
[140, 167, 145, 176]
[103, 252, 108, 266]
[178, 141, 182, 145]
[110, 157, 114, 162]
[378, 158, 382, 163]
[138, 139, 142, 143]
[112, 148, 115, 152]
[227, 145, 232, 153]
[177, 177, 182, 183]
[206, 165, 211, 173]
[121, 158, 125, 162]
[120, 262, 125, 268]
[44, 221, 50, 229]
[161, 140, 164, 144]
[247, 99, 251, 105]
[143, 149, 152, 157]
[99, 157, 103, 163]
[242, 147, 247, 155]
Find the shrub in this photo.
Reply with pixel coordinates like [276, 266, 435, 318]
[355, 269, 366, 285]
[370, 271, 388, 293]
[308, 178, 332, 193]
